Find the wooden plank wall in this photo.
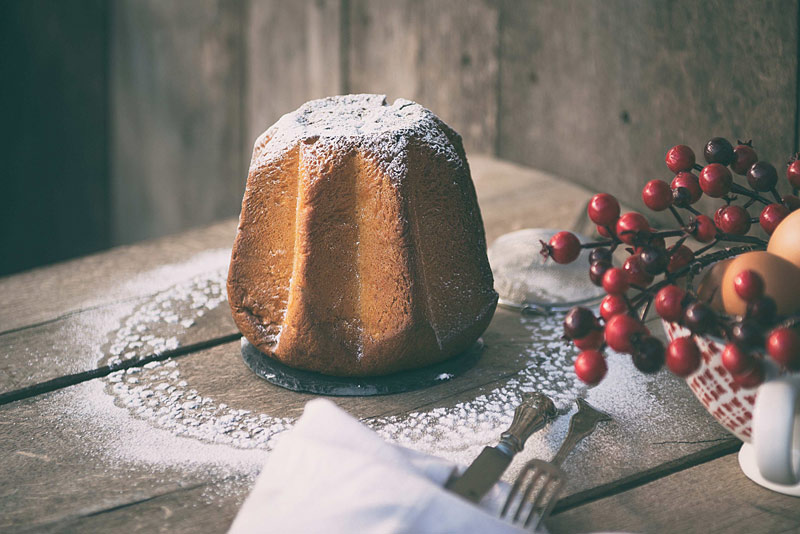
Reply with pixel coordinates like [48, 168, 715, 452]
[3, 0, 799, 275]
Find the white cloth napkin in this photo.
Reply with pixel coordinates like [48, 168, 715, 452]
[228, 398, 531, 534]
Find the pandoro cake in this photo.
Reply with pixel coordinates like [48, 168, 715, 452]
[227, 94, 497, 376]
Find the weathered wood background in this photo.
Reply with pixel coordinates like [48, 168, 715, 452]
[2, 0, 798, 275]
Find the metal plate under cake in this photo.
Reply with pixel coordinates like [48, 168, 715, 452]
[240, 338, 484, 396]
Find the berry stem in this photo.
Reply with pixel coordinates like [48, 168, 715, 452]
[693, 239, 719, 256]
[651, 229, 686, 239]
[668, 206, 686, 226]
[770, 187, 783, 204]
[730, 183, 771, 205]
[580, 240, 615, 249]
[716, 233, 768, 247]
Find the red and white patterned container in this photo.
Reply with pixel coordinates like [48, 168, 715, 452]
[662, 321, 786, 442]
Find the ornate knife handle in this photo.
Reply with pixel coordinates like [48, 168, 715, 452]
[497, 392, 556, 456]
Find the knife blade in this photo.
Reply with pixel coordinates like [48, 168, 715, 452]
[445, 392, 556, 503]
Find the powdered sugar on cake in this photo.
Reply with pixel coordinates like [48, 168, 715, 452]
[249, 94, 464, 181]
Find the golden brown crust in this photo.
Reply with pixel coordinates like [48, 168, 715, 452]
[227, 95, 497, 376]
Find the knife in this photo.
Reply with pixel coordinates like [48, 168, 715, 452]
[446, 392, 556, 503]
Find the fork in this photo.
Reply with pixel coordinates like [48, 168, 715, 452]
[499, 398, 611, 531]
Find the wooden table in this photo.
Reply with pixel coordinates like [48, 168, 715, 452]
[2, 156, 798, 533]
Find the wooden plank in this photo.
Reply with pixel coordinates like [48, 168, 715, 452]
[244, 0, 343, 164]
[348, 0, 499, 155]
[0, 0, 110, 276]
[0, 156, 590, 395]
[548, 452, 800, 534]
[0, 325, 736, 532]
[498, 0, 798, 218]
[110, 0, 244, 246]
[0, 220, 237, 333]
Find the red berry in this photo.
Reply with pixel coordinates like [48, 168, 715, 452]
[714, 206, 725, 228]
[548, 231, 581, 264]
[721, 344, 755, 375]
[766, 327, 800, 370]
[699, 164, 733, 198]
[733, 363, 765, 389]
[732, 144, 758, 175]
[666, 145, 696, 173]
[667, 245, 694, 273]
[783, 194, 800, 211]
[655, 285, 686, 322]
[642, 179, 673, 211]
[747, 161, 778, 192]
[759, 203, 789, 235]
[588, 193, 621, 226]
[623, 255, 654, 287]
[788, 160, 800, 189]
[666, 336, 701, 377]
[671, 172, 702, 204]
[600, 294, 628, 320]
[633, 336, 665, 374]
[597, 224, 612, 238]
[574, 329, 604, 350]
[733, 269, 764, 302]
[615, 212, 650, 245]
[574, 350, 607, 385]
[717, 205, 751, 235]
[691, 215, 717, 243]
[603, 267, 629, 295]
[605, 314, 646, 354]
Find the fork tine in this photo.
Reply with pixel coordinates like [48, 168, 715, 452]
[500, 468, 527, 517]
[513, 467, 545, 522]
[525, 472, 565, 531]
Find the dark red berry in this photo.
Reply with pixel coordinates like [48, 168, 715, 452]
[731, 144, 758, 175]
[589, 261, 612, 286]
[588, 193, 621, 226]
[666, 145, 696, 173]
[633, 336, 665, 374]
[683, 302, 716, 335]
[666, 336, 702, 377]
[588, 247, 613, 265]
[671, 172, 702, 204]
[766, 327, 800, 370]
[605, 314, 647, 354]
[574, 329, 604, 350]
[639, 246, 669, 275]
[547, 231, 581, 264]
[704, 137, 735, 166]
[731, 320, 764, 349]
[574, 350, 607, 385]
[667, 245, 694, 273]
[563, 306, 597, 340]
[691, 215, 717, 243]
[699, 164, 733, 198]
[748, 296, 777, 326]
[714, 206, 725, 229]
[672, 187, 693, 208]
[602, 267, 629, 295]
[717, 205, 751, 235]
[623, 255, 654, 287]
[655, 285, 686, 322]
[721, 343, 755, 375]
[747, 161, 778, 191]
[600, 294, 628, 320]
[733, 269, 764, 302]
[783, 194, 800, 211]
[642, 179, 673, 211]
[787, 160, 800, 189]
[759, 203, 789, 235]
[615, 212, 650, 245]
[733, 362, 765, 389]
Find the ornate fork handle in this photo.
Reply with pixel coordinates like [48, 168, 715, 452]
[551, 398, 611, 467]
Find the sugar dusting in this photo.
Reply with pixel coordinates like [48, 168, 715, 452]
[47, 247, 699, 503]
